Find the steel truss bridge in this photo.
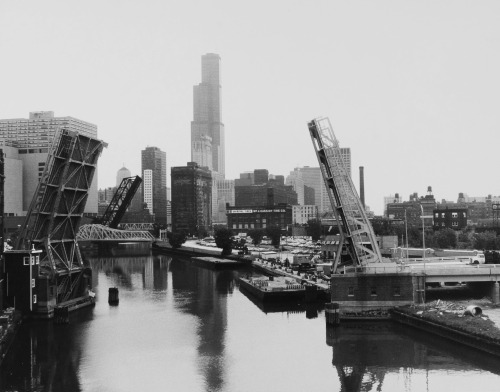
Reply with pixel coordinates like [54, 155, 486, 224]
[77, 224, 154, 242]
[16, 129, 107, 305]
[120, 222, 155, 231]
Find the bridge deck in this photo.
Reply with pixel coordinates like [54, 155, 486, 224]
[349, 261, 500, 283]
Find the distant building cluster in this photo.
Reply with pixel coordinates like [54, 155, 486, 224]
[3, 55, 497, 240]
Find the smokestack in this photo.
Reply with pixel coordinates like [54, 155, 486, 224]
[359, 166, 365, 208]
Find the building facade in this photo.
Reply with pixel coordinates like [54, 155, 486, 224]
[226, 204, 292, 233]
[191, 53, 225, 176]
[286, 170, 305, 205]
[116, 166, 131, 187]
[292, 205, 319, 225]
[433, 207, 468, 231]
[171, 162, 212, 236]
[0, 111, 99, 214]
[141, 146, 167, 225]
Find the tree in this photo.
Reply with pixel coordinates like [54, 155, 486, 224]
[265, 225, 282, 248]
[214, 227, 233, 256]
[306, 219, 322, 241]
[167, 231, 187, 249]
[247, 228, 265, 245]
[473, 231, 498, 250]
[432, 228, 457, 249]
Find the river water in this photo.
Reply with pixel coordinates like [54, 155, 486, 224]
[2, 248, 500, 392]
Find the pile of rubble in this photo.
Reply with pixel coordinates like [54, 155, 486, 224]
[416, 299, 487, 319]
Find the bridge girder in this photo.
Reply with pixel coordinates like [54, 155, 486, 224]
[77, 224, 154, 242]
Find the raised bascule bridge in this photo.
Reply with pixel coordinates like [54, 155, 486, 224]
[2, 129, 108, 318]
[307, 117, 500, 318]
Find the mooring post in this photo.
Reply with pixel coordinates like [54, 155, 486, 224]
[108, 287, 119, 305]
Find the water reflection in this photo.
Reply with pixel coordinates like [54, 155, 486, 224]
[3, 249, 500, 392]
[170, 257, 239, 391]
[326, 321, 500, 392]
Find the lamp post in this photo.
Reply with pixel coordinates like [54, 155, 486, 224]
[420, 205, 425, 261]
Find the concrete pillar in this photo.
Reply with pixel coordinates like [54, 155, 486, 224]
[490, 282, 500, 304]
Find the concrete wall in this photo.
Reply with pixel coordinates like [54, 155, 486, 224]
[331, 273, 421, 313]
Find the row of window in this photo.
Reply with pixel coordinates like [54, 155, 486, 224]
[435, 212, 467, 218]
[347, 285, 401, 297]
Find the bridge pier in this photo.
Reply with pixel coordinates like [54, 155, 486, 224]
[490, 281, 500, 304]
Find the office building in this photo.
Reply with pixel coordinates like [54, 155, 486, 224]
[212, 175, 234, 224]
[0, 111, 99, 214]
[286, 170, 305, 205]
[116, 166, 131, 186]
[171, 162, 212, 236]
[141, 146, 167, 225]
[234, 169, 297, 207]
[191, 53, 225, 176]
[226, 204, 292, 233]
[292, 205, 319, 225]
[234, 172, 254, 187]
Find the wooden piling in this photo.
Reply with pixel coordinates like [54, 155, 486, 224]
[108, 287, 119, 305]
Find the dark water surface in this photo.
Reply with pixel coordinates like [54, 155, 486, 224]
[2, 250, 500, 392]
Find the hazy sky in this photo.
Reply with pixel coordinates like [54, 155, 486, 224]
[1, 1, 499, 214]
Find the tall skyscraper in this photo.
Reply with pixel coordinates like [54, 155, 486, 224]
[141, 146, 167, 225]
[171, 162, 212, 236]
[0, 111, 99, 214]
[191, 53, 225, 176]
[116, 166, 131, 186]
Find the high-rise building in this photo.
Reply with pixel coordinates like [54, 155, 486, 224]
[192, 134, 213, 171]
[254, 169, 269, 185]
[116, 166, 131, 187]
[293, 167, 330, 213]
[141, 146, 167, 225]
[191, 53, 225, 176]
[0, 111, 99, 214]
[212, 175, 234, 224]
[286, 170, 305, 205]
[171, 162, 212, 236]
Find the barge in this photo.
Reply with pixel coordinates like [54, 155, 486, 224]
[238, 276, 306, 302]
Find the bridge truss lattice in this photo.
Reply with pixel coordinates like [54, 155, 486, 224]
[16, 129, 107, 303]
[77, 224, 154, 242]
[308, 117, 382, 272]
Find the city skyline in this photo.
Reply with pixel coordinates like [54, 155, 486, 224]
[1, 2, 499, 214]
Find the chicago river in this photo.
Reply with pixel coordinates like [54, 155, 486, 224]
[2, 247, 500, 392]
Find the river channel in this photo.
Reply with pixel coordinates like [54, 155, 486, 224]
[2, 248, 500, 392]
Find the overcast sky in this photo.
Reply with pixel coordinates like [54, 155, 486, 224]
[1, 1, 499, 214]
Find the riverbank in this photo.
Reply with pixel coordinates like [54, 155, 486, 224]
[391, 300, 500, 357]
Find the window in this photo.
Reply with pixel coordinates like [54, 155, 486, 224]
[23, 256, 30, 266]
[348, 287, 354, 296]
[452, 212, 458, 218]
[371, 287, 377, 296]
[32, 279, 36, 288]
[435, 212, 439, 218]
[33, 295, 37, 304]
